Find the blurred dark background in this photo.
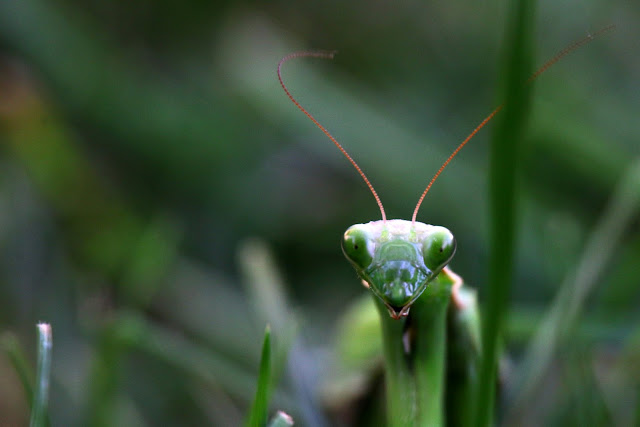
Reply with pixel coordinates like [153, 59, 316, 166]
[0, 0, 638, 425]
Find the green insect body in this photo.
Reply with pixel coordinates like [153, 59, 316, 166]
[342, 220, 456, 318]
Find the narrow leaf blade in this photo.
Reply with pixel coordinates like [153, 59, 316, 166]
[246, 325, 272, 427]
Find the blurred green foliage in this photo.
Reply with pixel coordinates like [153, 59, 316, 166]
[0, 0, 638, 425]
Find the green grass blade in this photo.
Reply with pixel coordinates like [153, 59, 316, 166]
[246, 326, 272, 427]
[30, 323, 52, 427]
[267, 411, 294, 427]
[473, 0, 536, 425]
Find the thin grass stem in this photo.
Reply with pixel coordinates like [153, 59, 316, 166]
[30, 323, 52, 427]
[473, 0, 536, 424]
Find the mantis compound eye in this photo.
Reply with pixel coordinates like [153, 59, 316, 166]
[342, 226, 374, 270]
[422, 226, 456, 272]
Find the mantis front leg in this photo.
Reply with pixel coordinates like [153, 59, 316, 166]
[375, 267, 480, 427]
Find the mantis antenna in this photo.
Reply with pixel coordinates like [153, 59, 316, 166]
[278, 51, 387, 222]
[411, 24, 615, 224]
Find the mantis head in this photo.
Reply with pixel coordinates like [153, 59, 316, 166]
[342, 220, 455, 318]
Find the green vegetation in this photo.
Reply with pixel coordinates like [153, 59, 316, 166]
[0, 0, 637, 425]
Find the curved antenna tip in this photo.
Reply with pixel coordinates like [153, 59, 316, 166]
[411, 25, 614, 224]
[278, 51, 387, 222]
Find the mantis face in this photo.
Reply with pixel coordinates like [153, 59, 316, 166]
[342, 219, 456, 319]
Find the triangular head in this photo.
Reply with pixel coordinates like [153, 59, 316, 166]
[342, 219, 456, 318]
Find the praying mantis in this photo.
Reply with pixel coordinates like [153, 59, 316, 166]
[277, 27, 613, 426]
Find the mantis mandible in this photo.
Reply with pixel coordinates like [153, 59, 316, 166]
[277, 27, 613, 320]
